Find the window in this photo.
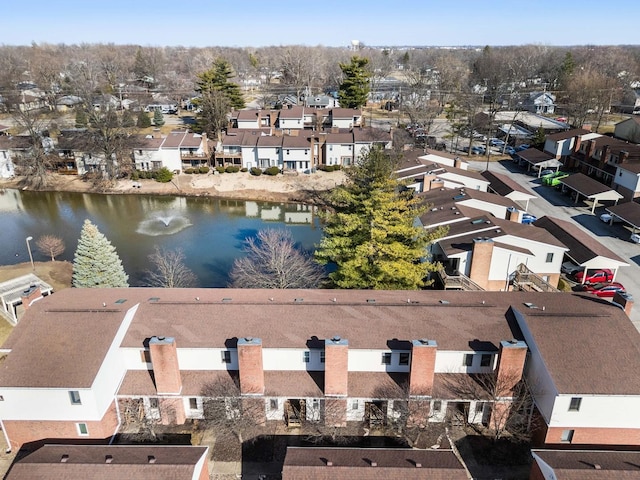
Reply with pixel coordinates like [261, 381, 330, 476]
[546, 252, 554, 263]
[140, 350, 151, 363]
[303, 351, 310, 363]
[320, 351, 325, 363]
[432, 400, 442, 412]
[480, 354, 492, 367]
[382, 352, 392, 365]
[270, 399, 278, 410]
[569, 397, 582, 412]
[286, 149, 290, 155]
[149, 398, 159, 410]
[351, 400, 359, 410]
[475, 402, 486, 414]
[221, 351, 231, 363]
[463, 354, 474, 367]
[560, 429, 574, 443]
[77, 423, 89, 436]
[69, 391, 82, 405]
[189, 398, 198, 410]
[399, 353, 410, 365]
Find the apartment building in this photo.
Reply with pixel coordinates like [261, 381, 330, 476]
[0, 289, 638, 451]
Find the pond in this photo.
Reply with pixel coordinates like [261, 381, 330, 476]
[0, 189, 323, 287]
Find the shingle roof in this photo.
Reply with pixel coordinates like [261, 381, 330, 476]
[481, 170, 533, 196]
[546, 128, 591, 141]
[283, 447, 467, 480]
[0, 136, 34, 150]
[532, 449, 640, 479]
[5, 444, 208, 480]
[330, 108, 360, 119]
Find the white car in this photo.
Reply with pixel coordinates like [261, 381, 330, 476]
[600, 213, 622, 224]
[631, 233, 640, 244]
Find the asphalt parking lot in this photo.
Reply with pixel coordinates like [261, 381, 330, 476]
[469, 159, 640, 332]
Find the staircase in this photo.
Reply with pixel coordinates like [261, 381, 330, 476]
[511, 263, 559, 292]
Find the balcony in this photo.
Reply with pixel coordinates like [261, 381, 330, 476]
[180, 151, 210, 160]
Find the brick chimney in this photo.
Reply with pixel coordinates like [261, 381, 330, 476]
[409, 339, 437, 396]
[149, 336, 182, 395]
[469, 238, 495, 290]
[423, 173, 437, 191]
[20, 285, 42, 310]
[506, 207, 521, 223]
[599, 144, 609, 169]
[454, 156, 462, 169]
[572, 135, 582, 154]
[620, 150, 629, 164]
[325, 336, 348, 397]
[495, 340, 528, 397]
[613, 292, 634, 317]
[586, 139, 597, 160]
[238, 337, 264, 395]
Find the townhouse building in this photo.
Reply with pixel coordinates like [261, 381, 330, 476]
[0, 288, 639, 451]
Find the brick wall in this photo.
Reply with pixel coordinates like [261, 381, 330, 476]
[409, 340, 436, 396]
[159, 397, 185, 426]
[3, 401, 119, 451]
[469, 238, 494, 290]
[545, 426, 640, 446]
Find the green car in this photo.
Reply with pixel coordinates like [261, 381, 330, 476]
[542, 171, 569, 186]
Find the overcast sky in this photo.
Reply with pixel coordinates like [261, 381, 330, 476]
[3, 0, 639, 47]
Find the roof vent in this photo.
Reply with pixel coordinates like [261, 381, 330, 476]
[370, 461, 377, 467]
[195, 297, 200, 301]
[105, 455, 113, 464]
[102, 302, 106, 307]
[295, 298, 304, 303]
[148, 455, 156, 464]
[331, 335, 341, 343]
[415, 462, 422, 468]
[158, 336, 165, 341]
[439, 299, 450, 305]
[61, 454, 69, 463]
[594, 464, 602, 470]
[326, 461, 333, 466]
[245, 337, 253, 342]
[524, 302, 538, 309]
[366, 299, 376, 303]
[269, 297, 274, 302]
[419, 338, 430, 345]
[222, 297, 232, 303]
[332, 298, 337, 302]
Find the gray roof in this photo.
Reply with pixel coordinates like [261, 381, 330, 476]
[532, 449, 640, 479]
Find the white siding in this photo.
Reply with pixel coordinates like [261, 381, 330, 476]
[614, 167, 640, 194]
[348, 350, 410, 373]
[262, 348, 324, 371]
[434, 351, 496, 374]
[550, 395, 640, 429]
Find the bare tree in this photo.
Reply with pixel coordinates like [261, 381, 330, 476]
[195, 90, 231, 142]
[144, 246, 197, 288]
[10, 108, 55, 189]
[229, 229, 325, 289]
[199, 375, 264, 444]
[36, 235, 65, 261]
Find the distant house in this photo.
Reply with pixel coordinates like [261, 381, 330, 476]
[614, 116, 640, 144]
[521, 91, 556, 114]
[0, 136, 37, 178]
[305, 94, 338, 109]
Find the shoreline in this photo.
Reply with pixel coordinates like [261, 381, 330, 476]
[0, 170, 346, 204]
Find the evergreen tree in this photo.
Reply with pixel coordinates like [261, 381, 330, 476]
[532, 126, 546, 148]
[153, 109, 165, 126]
[72, 219, 129, 288]
[196, 58, 245, 109]
[315, 147, 446, 290]
[338, 56, 372, 109]
[121, 109, 135, 128]
[75, 108, 88, 128]
[136, 110, 151, 128]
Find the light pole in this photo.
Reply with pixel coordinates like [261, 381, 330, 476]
[25, 236, 34, 271]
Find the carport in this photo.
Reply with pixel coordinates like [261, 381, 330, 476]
[481, 170, 537, 211]
[559, 173, 623, 214]
[534, 216, 629, 283]
[514, 148, 562, 177]
[605, 202, 640, 233]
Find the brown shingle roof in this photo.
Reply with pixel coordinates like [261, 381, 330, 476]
[236, 109, 261, 121]
[161, 130, 187, 148]
[534, 215, 625, 264]
[546, 128, 591, 141]
[481, 170, 533, 196]
[516, 148, 555, 164]
[6, 444, 208, 480]
[278, 106, 305, 119]
[257, 136, 283, 147]
[560, 173, 614, 196]
[282, 135, 311, 148]
[283, 447, 467, 480]
[532, 449, 640, 479]
[352, 127, 391, 143]
[330, 108, 361, 119]
[0, 135, 35, 150]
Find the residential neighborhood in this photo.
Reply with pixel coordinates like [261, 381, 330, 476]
[2, 9, 640, 478]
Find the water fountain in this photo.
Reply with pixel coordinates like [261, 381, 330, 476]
[136, 212, 193, 236]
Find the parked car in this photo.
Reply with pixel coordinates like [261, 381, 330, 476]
[515, 144, 530, 152]
[631, 233, 640, 244]
[489, 138, 505, 147]
[561, 261, 583, 276]
[470, 146, 485, 155]
[599, 213, 622, 224]
[581, 282, 626, 298]
[539, 169, 556, 177]
[504, 146, 516, 155]
[543, 172, 569, 186]
[574, 269, 614, 284]
[521, 213, 537, 224]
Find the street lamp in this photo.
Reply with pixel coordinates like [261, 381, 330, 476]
[25, 236, 34, 271]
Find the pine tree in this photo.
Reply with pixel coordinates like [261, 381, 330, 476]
[196, 58, 245, 109]
[136, 110, 151, 128]
[338, 56, 371, 109]
[153, 109, 165, 126]
[315, 146, 446, 290]
[75, 108, 88, 128]
[72, 219, 129, 288]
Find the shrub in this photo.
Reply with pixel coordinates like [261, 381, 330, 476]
[154, 167, 173, 183]
[250, 167, 262, 176]
[241, 167, 248, 172]
[215, 166, 225, 174]
[225, 165, 240, 173]
[130, 170, 139, 180]
[264, 166, 281, 176]
[184, 168, 195, 174]
[318, 164, 342, 172]
[199, 166, 210, 174]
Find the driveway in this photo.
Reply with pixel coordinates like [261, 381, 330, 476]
[469, 159, 640, 331]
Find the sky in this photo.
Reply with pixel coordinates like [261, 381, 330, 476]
[3, 0, 639, 48]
